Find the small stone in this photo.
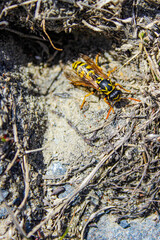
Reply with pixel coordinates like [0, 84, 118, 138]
[46, 162, 66, 177]
[119, 220, 130, 229]
[52, 186, 65, 196]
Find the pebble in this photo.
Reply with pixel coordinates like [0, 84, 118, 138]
[46, 161, 67, 177]
[0, 190, 9, 203]
[119, 219, 130, 229]
[58, 184, 74, 199]
[87, 214, 160, 240]
[52, 186, 65, 196]
[0, 208, 8, 218]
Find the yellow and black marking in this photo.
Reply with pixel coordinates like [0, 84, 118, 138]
[66, 54, 141, 119]
[96, 77, 115, 95]
[72, 60, 117, 99]
[72, 61, 96, 80]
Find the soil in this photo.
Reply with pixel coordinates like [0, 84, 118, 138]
[0, 0, 160, 239]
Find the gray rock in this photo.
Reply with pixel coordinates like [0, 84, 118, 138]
[87, 214, 160, 240]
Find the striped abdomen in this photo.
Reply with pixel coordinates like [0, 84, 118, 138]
[72, 60, 116, 97]
[72, 61, 96, 80]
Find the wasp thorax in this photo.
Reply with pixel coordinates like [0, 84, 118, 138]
[98, 79, 112, 92]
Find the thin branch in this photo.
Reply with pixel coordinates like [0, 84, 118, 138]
[27, 120, 136, 238]
[82, 20, 103, 32]
[5, 28, 47, 41]
[16, 155, 30, 213]
[135, 109, 160, 133]
[81, 206, 116, 240]
[25, 145, 48, 154]
[41, 19, 63, 51]
[0, 0, 38, 19]
[4, 149, 20, 173]
[34, 0, 42, 19]
[0, 189, 27, 238]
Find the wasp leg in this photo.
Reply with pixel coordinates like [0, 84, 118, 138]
[115, 83, 131, 93]
[104, 97, 115, 119]
[126, 97, 141, 102]
[104, 98, 114, 112]
[106, 107, 113, 120]
[71, 81, 93, 87]
[107, 67, 117, 78]
[95, 54, 116, 78]
[95, 54, 103, 72]
[95, 53, 101, 66]
[80, 91, 94, 109]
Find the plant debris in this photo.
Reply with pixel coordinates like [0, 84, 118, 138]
[0, 0, 160, 239]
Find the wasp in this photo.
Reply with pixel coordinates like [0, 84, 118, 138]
[65, 54, 141, 119]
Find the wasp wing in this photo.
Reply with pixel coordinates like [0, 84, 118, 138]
[81, 54, 108, 79]
[64, 69, 99, 90]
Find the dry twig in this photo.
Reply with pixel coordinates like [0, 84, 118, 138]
[0, 0, 38, 19]
[41, 19, 63, 51]
[27, 120, 136, 237]
[0, 189, 27, 238]
[81, 206, 116, 240]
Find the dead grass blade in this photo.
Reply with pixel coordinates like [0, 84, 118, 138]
[0, 189, 27, 238]
[27, 120, 136, 237]
[81, 206, 116, 240]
